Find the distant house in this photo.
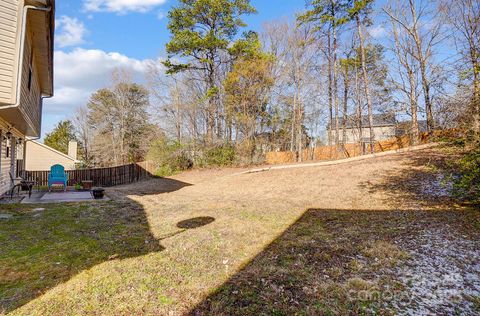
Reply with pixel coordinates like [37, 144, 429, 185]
[328, 114, 397, 144]
[395, 120, 429, 137]
[0, 0, 55, 194]
[25, 141, 80, 171]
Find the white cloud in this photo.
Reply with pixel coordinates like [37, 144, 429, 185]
[55, 16, 87, 48]
[368, 25, 387, 39]
[157, 11, 165, 20]
[44, 48, 164, 116]
[83, 0, 168, 14]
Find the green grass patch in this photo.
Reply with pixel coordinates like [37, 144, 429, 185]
[0, 201, 161, 313]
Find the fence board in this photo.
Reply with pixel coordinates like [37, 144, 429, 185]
[25, 161, 156, 187]
[265, 130, 457, 165]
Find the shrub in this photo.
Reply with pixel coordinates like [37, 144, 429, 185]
[452, 147, 480, 203]
[147, 139, 193, 176]
[203, 145, 237, 166]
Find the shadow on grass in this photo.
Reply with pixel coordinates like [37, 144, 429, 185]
[123, 177, 193, 196]
[0, 178, 206, 313]
[358, 149, 456, 208]
[189, 208, 479, 315]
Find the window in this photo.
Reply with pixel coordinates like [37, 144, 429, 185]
[5, 133, 11, 158]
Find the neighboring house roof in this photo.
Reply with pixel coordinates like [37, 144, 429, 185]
[328, 114, 396, 130]
[30, 140, 80, 163]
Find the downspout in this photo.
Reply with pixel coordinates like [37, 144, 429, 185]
[22, 95, 51, 172]
[5, 4, 53, 111]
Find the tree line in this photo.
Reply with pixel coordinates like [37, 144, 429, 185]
[45, 0, 479, 171]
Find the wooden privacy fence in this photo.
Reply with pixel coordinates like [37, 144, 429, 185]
[265, 130, 456, 165]
[25, 161, 157, 187]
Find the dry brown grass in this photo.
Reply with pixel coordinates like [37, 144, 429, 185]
[2, 147, 478, 315]
[363, 241, 409, 267]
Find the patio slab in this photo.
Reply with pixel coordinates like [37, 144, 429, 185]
[21, 191, 109, 204]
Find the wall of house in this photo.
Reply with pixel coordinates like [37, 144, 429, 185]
[0, 0, 19, 105]
[339, 126, 397, 144]
[18, 27, 42, 135]
[0, 117, 23, 195]
[25, 141, 77, 171]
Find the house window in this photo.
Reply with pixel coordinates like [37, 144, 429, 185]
[5, 133, 11, 158]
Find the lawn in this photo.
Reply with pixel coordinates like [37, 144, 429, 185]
[1, 148, 479, 315]
[0, 201, 161, 313]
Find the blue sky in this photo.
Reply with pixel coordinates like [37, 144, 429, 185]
[44, 0, 396, 138]
[42, 0, 309, 137]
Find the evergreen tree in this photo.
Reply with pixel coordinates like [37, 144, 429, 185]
[44, 120, 77, 155]
[164, 0, 256, 143]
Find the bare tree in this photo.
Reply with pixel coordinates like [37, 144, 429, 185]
[441, 0, 480, 140]
[356, 13, 376, 152]
[387, 5, 421, 144]
[384, 0, 445, 133]
[73, 106, 94, 167]
[262, 21, 320, 161]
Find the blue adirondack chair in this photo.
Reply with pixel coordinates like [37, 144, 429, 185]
[48, 164, 68, 191]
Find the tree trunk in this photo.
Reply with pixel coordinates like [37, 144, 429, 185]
[409, 0, 434, 133]
[206, 63, 216, 144]
[327, 30, 333, 148]
[342, 66, 349, 156]
[470, 39, 480, 141]
[333, 24, 340, 150]
[174, 84, 182, 142]
[355, 61, 363, 154]
[419, 60, 434, 132]
[408, 68, 420, 145]
[356, 15, 375, 153]
[297, 104, 303, 162]
[290, 90, 297, 152]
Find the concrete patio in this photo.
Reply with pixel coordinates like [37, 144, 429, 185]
[21, 190, 109, 203]
[0, 190, 109, 204]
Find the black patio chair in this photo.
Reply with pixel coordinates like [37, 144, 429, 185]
[9, 171, 35, 199]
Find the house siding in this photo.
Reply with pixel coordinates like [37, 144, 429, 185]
[339, 126, 397, 144]
[0, 117, 22, 195]
[0, 0, 19, 104]
[25, 141, 77, 171]
[18, 29, 41, 135]
[0, 0, 54, 195]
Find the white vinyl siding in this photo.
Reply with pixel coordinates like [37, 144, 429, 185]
[340, 126, 397, 144]
[0, 0, 19, 105]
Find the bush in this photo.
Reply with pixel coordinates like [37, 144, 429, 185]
[203, 145, 237, 166]
[452, 147, 480, 203]
[147, 139, 193, 176]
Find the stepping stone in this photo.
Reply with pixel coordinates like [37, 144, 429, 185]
[0, 214, 13, 220]
[32, 208, 45, 212]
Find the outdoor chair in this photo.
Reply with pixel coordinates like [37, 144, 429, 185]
[9, 171, 35, 198]
[48, 164, 68, 191]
